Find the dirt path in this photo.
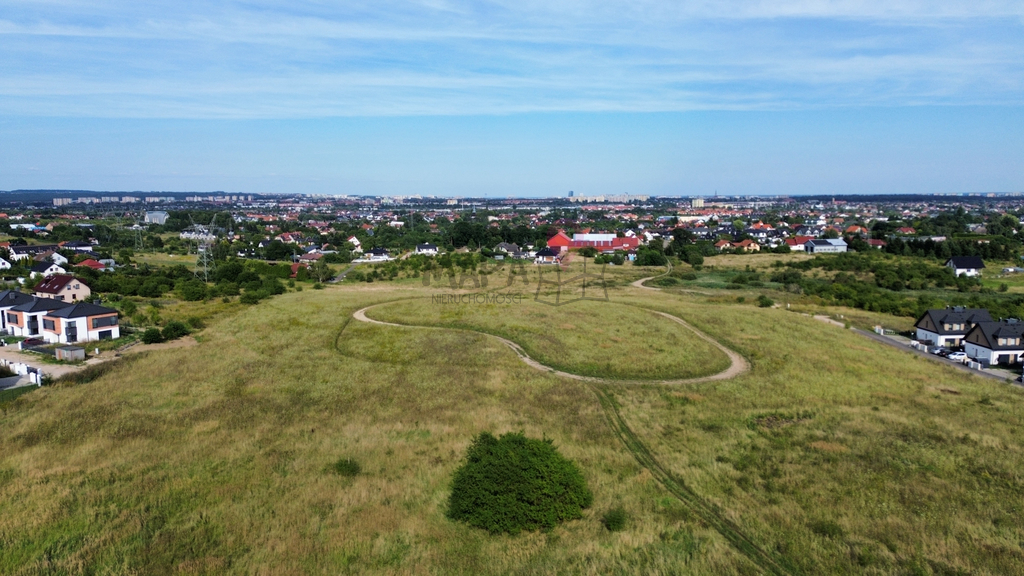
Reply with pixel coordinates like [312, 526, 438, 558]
[630, 262, 671, 290]
[352, 304, 748, 385]
[349, 302, 789, 574]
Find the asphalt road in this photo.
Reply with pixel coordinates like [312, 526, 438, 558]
[852, 328, 1017, 383]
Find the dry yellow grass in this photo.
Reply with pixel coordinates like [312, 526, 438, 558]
[0, 276, 1022, 574]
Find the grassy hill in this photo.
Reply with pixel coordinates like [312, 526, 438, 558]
[1, 271, 1022, 574]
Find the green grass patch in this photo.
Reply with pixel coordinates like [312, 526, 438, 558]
[367, 298, 731, 380]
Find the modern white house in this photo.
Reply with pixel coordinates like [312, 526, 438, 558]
[0, 257, 11, 270]
[29, 262, 66, 278]
[5, 298, 74, 338]
[365, 247, 391, 262]
[415, 243, 439, 255]
[963, 319, 1024, 366]
[9, 245, 59, 262]
[0, 289, 36, 333]
[534, 247, 560, 265]
[946, 256, 985, 277]
[804, 239, 848, 253]
[914, 307, 993, 348]
[41, 302, 120, 344]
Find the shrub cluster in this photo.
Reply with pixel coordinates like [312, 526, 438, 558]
[447, 431, 592, 534]
[331, 458, 361, 477]
[601, 507, 628, 532]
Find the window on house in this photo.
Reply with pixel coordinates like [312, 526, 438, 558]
[91, 316, 118, 328]
[43, 319, 55, 330]
[944, 324, 951, 330]
[999, 338, 1006, 346]
[5, 312, 15, 324]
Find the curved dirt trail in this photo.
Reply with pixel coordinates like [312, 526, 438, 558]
[352, 304, 748, 385]
[349, 300, 793, 574]
[630, 262, 671, 290]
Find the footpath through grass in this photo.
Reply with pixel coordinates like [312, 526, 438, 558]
[366, 297, 731, 380]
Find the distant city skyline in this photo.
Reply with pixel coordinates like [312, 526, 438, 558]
[2, 2, 1022, 196]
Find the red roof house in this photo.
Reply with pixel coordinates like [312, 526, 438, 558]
[546, 231, 572, 252]
[76, 258, 106, 271]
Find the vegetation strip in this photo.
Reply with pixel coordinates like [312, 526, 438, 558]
[351, 301, 749, 385]
[590, 384, 800, 576]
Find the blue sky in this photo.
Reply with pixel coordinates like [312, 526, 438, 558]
[2, 1, 1023, 196]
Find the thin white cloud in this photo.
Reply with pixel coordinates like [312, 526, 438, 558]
[0, 1, 1021, 117]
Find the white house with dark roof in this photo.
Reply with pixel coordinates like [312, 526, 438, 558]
[415, 243, 438, 255]
[41, 302, 120, 344]
[946, 256, 985, 277]
[9, 244, 59, 262]
[963, 319, 1024, 366]
[914, 307, 993, 348]
[29, 261, 65, 278]
[6, 298, 72, 338]
[0, 289, 36, 333]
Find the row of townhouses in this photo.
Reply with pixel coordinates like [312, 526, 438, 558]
[915, 306, 1024, 366]
[0, 288, 120, 345]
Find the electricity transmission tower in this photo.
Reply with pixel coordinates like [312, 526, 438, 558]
[196, 243, 215, 282]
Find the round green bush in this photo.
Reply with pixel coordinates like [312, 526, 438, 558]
[446, 431, 592, 534]
[757, 294, 775, 308]
[601, 507, 628, 532]
[239, 292, 262, 305]
[161, 320, 190, 341]
[140, 327, 164, 344]
[331, 458, 361, 477]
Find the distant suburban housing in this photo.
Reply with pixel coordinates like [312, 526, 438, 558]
[34, 275, 92, 302]
[783, 236, 815, 251]
[415, 243, 438, 255]
[804, 239, 848, 254]
[534, 247, 560, 265]
[494, 242, 520, 254]
[914, 307, 993, 348]
[58, 240, 94, 252]
[946, 256, 985, 277]
[566, 233, 640, 252]
[365, 247, 391, 262]
[963, 319, 1024, 366]
[9, 245, 59, 262]
[29, 262, 66, 278]
[75, 258, 107, 271]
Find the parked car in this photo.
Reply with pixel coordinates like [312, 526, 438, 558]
[929, 347, 943, 355]
[948, 352, 968, 362]
[909, 340, 920, 347]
